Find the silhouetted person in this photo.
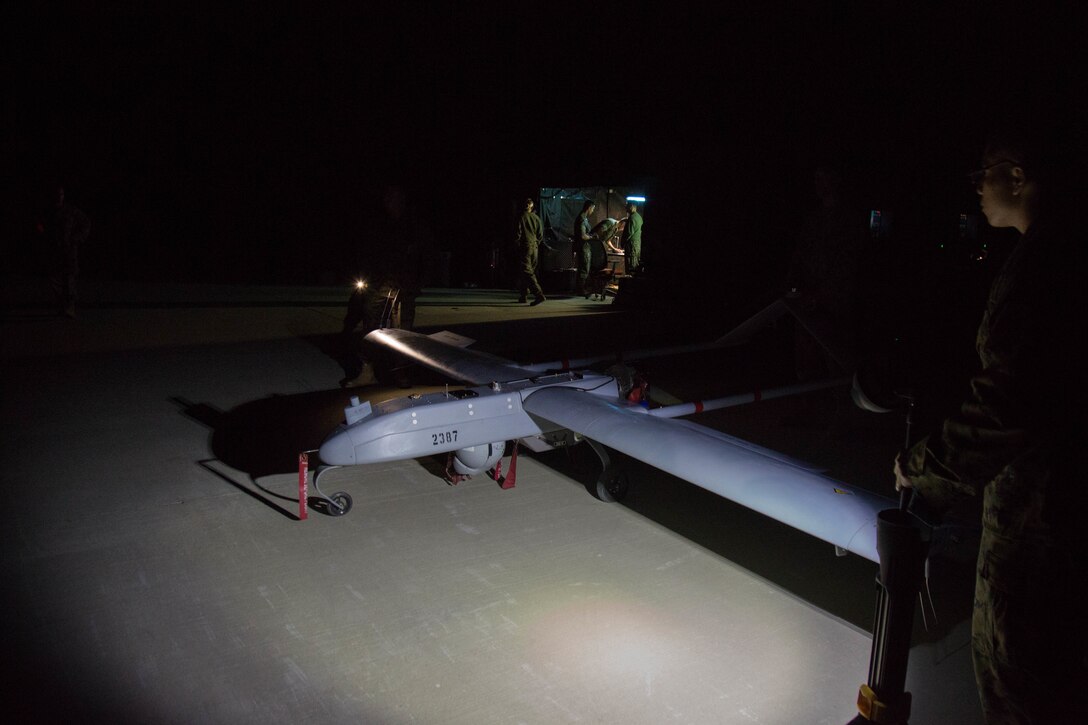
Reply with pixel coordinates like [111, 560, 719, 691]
[895, 123, 1086, 724]
[514, 198, 546, 305]
[785, 165, 866, 380]
[341, 184, 435, 387]
[39, 185, 90, 318]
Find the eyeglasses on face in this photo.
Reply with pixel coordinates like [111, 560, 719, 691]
[967, 159, 1020, 186]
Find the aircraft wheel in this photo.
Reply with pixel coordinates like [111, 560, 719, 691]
[327, 492, 353, 516]
[595, 468, 629, 503]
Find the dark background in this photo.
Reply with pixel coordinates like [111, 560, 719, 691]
[2, 3, 1081, 296]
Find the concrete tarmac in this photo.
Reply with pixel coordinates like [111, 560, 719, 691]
[2, 282, 982, 723]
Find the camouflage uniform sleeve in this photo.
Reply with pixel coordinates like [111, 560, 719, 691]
[901, 237, 1039, 517]
[580, 216, 594, 241]
[902, 370, 1030, 516]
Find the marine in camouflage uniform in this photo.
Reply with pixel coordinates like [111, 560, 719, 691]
[514, 198, 546, 305]
[621, 202, 643, 272]
[896, 137, 1087, 724]
[573, 200, 596, 297]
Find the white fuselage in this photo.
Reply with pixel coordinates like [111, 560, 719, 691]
[318, 372, 617, 467]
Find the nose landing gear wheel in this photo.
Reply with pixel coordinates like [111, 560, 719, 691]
[595, 468, 629, 503]
[326, 492, 353, 516]
[584, 439, 629, 503]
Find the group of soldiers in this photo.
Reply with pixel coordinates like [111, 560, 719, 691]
[340, 190, 644, 387]
[513, 197, 643, 304]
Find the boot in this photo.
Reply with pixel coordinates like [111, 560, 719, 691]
[341, 363, 377, 388]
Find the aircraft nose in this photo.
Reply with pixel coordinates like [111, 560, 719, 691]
[319, 429, 357, 466]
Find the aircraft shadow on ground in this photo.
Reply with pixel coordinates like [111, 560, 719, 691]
[174, 390, 350, 479]
[172, 390, 350, 519]
[171, 382, 458, 518]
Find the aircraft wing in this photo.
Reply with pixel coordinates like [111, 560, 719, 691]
[522, 386, 893, 563]
[364, 328, 536, 385]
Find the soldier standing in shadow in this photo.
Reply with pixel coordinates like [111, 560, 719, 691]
[785, 164, 866, 382]
[895, 121, 1086, 725]
[341, 184, 435, 388]
[38, 185, 90, 318]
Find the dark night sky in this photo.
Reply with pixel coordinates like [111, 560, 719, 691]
[3, 3, 1082, 287]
